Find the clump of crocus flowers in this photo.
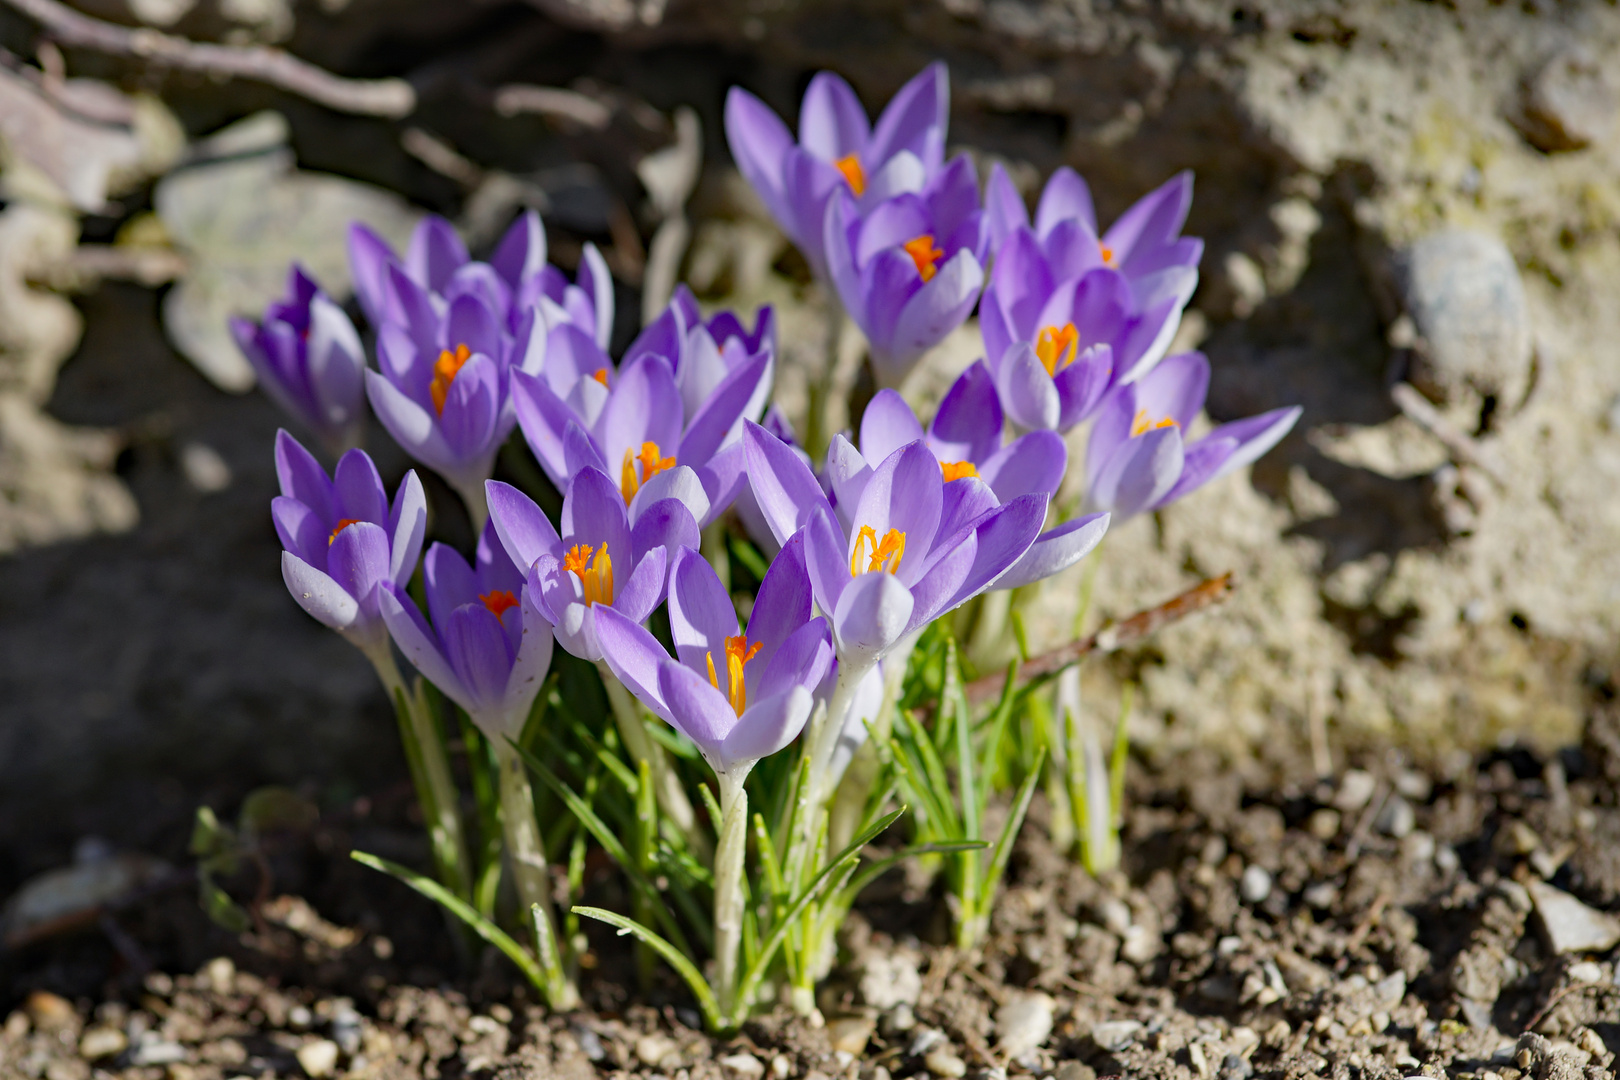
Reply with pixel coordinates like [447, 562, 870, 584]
[241, 60, 1298, 1029]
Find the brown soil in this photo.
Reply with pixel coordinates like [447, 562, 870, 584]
[8, 710, 1620, 1080]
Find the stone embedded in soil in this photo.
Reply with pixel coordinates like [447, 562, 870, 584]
[924, 1046, 967, 1078]
[994, 992, 1054, 1059]
[1239, 864, 1272, 904]
[1515, 43, 1618, 152]
[1528, 880, 1620, 954]
[719, 1052, 765, 1077]
[1090, 1020, 1142, 1052]
[296, 1039, 340, 1079]
[1334, 771, 1378, 812]
[859, 949, 922, 1009]
[23, 991, 76, 1033]
[828, 1016, 875, 1056]
[636, 1033, 679, 1068]
[1376, 796, 1416, 838]
[77, 1025, 127, 1060]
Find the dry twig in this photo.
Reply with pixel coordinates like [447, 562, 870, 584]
[3, 0, 415, 117]
[961, 573, 1237, 708]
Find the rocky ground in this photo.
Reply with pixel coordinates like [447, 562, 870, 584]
[8, 709, 1620, 1080]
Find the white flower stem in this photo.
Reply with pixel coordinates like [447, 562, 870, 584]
[494, 738, 580, 1010]
[597, 661, 707, 860]
[712, 769, 750, 1022]
[362, 639, 472, 901]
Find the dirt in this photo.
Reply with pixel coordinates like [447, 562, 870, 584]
[7, 705, 1620, 1080]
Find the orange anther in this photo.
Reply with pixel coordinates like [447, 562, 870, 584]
[1130, 409, 1179, 437]
[850, 524, 906, 577]
[429, 343, 472, 414]
[834, 153, 866, 196]
[1099, 242, 1115, 265]
[592, 368, 609, 386]
[329, 518, 362, 544]
[479, 590, 519, 618]
[620, 441, 677, 505]
[902, 235, 945, 283]
[940, 460, 978, 483]
[1035, 323, 1079, 377]
[563, 542, 614, 606]
[706, 633, 764, 716]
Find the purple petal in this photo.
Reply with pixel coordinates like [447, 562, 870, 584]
[383, 263, 438, 348]
[1034, 166, 1097, 238]
[832, 569, 913, 669]
[799, 70, 870, 162]
[443, 603, 515, 715]
[274, 429, 334, 520]
[622, 302, 684, 371]
[904, 529, 976, 630]
[491, 209, 546, 290]
[424, 542, 479, 632]
[486, 480, 565, 571]
[272, 495, 327, 570]
[389, 471, 428, 587]
[380, 584, 465, 706]
[628, 465, 709, 529]
[803, 506, 851, 618]
[437, 354, 501, 464]
[365, 369, 453, 471]
[1053, 344, 1116, 430]
[725, 86, 796, 230]
[500, 596, 555, 730]
[698, 441, 750, 525]
[746, 530, 813, 663]
[305, 296, 364, 431]
[722, 686, 815, 772]
[615, 544, 670, 624]
[751, 616, 831, 704]
[281, 551, 358, 631]
[977, 430, 1067, 501]
[628, 497, 699, 566]
[743, 420, 834, 546]
[932, 477, 997, 551]
[945, 492, 1048, 606]
[984, 163, 1029, 253]
[561, 467, 633, 564]
[1132, 351, 1210, 431]
[824, 435, 871, 532]
[994, 342, 1061, 432]
[927, 361, 1002, 465]
[578, 243, 614, 350]
[979, 288, 1015, 380]
[866, 61, 948, 173]
[597, 355, 682, 473]
[406, 215, 469, 293]
[444, 294, 502, 363]
[859, 389, 926, 467]
[563, 420, 611, 478]
[680, 351, 771, 467]
[511, 369, 575, 486]
[850, 441, 944, 579]
[476, 518, 525, 596]
[327, 520, 392, 622]
[1104, 170, 1193, 274]
[886, 248, 984, 363]
[667, 546, 738, 679]
[659, 661, 737, 761]
[993, 512, 1110, 591]
[1154, 434, 1237, 509]
[822, 191, 864, 319]
[593, 603, 675, 725]
[1206, 406, 1302, 482]
[1089, 425, 1185, 517]
[346, 223, 397, 326]
[332, 449, 388, 525]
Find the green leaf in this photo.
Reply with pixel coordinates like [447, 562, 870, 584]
[976, 659, 1021, 823]
[573, 907, 722, 1031]
[189, 805, 235, 863]
[727, 533, 770, 582]
[351, 850, 549, 995]
[198, 874, 250, 933]
[982, 747, 1045, 907]
[1110, 684, 1134, 822]
[839, 840, 986, 902]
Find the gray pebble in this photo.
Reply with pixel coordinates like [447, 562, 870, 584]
[1376, 796, 1415, 839]
[1516, 43, 1617, 152]
[1391, 230, 1532, 411]
[1218, 1053, 1253, 1080]
[1090, 1020, 1142, 1052]
[1239, 864, 1272, 904]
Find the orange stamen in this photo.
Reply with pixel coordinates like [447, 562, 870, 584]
[563, 543, 614, 606]
[592, 368, 609, 386]
[1130, 409, 1179, 437]
[429, 343, 472, 415]
[902, 235, 945, 283]
[619, 441, 677, 505]
[940, 460, 978, 483]
[479, 590, 519, 618]
[834, 154, 866, 196]
[706, 634, 764, 716]
[1035, 323, 1079, 377]
[1099, 242, 1115, 265]
[849, 524, 906, 577]
[329, 518, 361, 544]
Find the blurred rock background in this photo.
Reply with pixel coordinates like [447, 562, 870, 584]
[2, 0, 1619, 884]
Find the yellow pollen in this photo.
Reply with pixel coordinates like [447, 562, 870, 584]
[592, 368, 609, 386]
[479, 590, 519, 618]
[563, 543, 614, 606]
[834, 153, 866, 196]
[1099, 242, 1115, 265]
[706, 633, 764, 716]
[429, 343, 472, 415]
[329, 518, 361, 544]
[1130, 409, 1179, 437]
[1035, 323, 1079, 377]
[850, 524, 907, 577]
[619, 441, 677, 505]
[940, 460, 978, 482]
[902, 235, 945, 282]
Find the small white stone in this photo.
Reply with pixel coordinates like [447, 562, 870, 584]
[994, 993, 1054, 1059]
[1090, 1020, 1142, 1052]
[1334, 770, 1377, 812]
[180, 442, 232, 494]
[1568, 961, 1605, 984]
[720, 1054, 764, 1078]
[1529, 881, 1620, 954]
[78, 1026, 128, 1060]
[1240, 865, 1272, 904]
[295, 1039, 340, 1079]
[924, 1047, 967, 1078]
[636, 1033, 678, 1068]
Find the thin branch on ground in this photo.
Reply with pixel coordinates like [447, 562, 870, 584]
[961, 572, 1238, 707]
[2, 0, 415, 117]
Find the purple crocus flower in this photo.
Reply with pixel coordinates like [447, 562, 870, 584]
[1083, 351, 1301, 518]
[231, 266, 366, 454]
[378, 521, 554, 740]
[825, 156, 989, 388]
[595, 540, 833, 778]
[831, 368, 1109, 590]
[272, 430, 427, 655]
[743, 420, 1047, 672]
[511, 320, 771, 529]
[725, 63, 948, 280]
[364, 274, 547, 516]
[980, 171, 1202, 432]
[485, 469, 697, 663]
[985, 165, 1203, 298]
[349, 210, 613, 349]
